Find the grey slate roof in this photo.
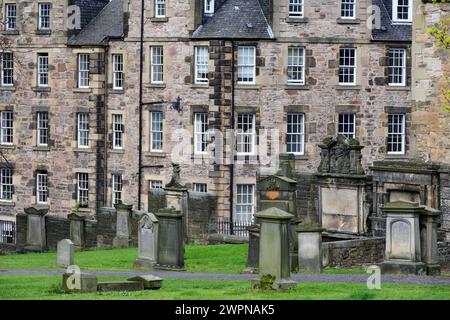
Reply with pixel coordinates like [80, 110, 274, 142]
[68, 0, 124, 46]
[193, 0, 274, 39]
[371, 0, 412, 42]
[72, 0, 110, 30]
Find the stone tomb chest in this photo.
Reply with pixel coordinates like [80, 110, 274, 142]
[316, 136, 371, 235]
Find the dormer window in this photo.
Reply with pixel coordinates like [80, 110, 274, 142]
[393, 0, 412, 23]
[205, 0, 214, 14]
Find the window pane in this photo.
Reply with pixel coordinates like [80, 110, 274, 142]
[339, 48, 356, 84]
[236, 184, 254, 223]
[237, 114, 255, 155]
[387, 114, 405, 154]
[237, 47, 255, 84]
[286, 113, 304, 154]
[0, 111, 13, 145]
[151, 112, 163, 151]
[289, 0, 304, 17]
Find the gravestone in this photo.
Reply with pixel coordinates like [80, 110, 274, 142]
[154, 207, 185, 271]
[381, 201, 426, 275]
[57, 239, 75, 268]
[24, 205, 48, 251]
[420, 207, 441, 275]
[62, 271, 98, 293]
[245, 224, 260, 273]
[252, 207, 296, 291]
[127, 275, 163, 290]
[296, 223, 325, 273]
[113, 202, 133, 248]
[68, 211, 85, 248]
[133, 212, 159, 271]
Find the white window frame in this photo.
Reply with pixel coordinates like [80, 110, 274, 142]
[78, 53, 90, 89]
[237, 46, 256, 85]
[151, 46, 164, 84]
[112, 114, 124, 150]
[77, 173, 89, 207]
[236, 184, 255, 224]
[338, 113, 356, 139]
[0, 111, 13, 146]
[36, 172, 48, 204]
[204, 0, 214, 14]
[1, 52, 14, 86]
[77, 113, 89, 149]
[0, 168, 13, 201]
[37, 53, 49, 87]
[194, 112, 208, 155]
[112, 174, 123, 206]
[150, 180, 163, 189]
[388, 48, 407, 86]
[341, 0, 356, 19]
[5, 4, 17, 30]
[286, 113, 305, 155]
[150, 111, 163, 152]
[387, 114, 406, 155]
[392, 0, 412, 23]
[339, 48, 356, 86]
[38, 3, 51, 30]
[37, 111, 49, 147]
[236, 114, 256, 156]
[287, 47, 305, 85]
[193, 183, 208, 193]
[155, 0, 166, 18]
[112, 54, 123, 90]
[195, 46, 209, 84]
[288, 0, 304, 18]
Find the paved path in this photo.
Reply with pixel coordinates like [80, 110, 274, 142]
[1, 269, 450, 286]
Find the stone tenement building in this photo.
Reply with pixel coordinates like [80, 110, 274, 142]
[0, 0, 449, 238]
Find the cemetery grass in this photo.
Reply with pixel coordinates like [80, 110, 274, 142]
[0, 275, 449, 300]
[0, 244, 366, 275]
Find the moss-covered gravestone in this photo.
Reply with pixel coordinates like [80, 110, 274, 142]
[133, 212, 159, 271]
[252, 207, 296, 291]
[24, 205, 48, 252]
[113, 202, 133, 248]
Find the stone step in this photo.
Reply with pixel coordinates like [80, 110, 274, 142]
[97, 281, 144, 292]
[127, 275, 163, 289]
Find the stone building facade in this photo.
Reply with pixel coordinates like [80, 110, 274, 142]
[0, 0, 449, 239]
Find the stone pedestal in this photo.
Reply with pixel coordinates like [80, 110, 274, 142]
[62, 272, 98, 293]
[113, 202, 133, 248]
[68, 212, 86, 248]
[245, 224, 260, 273]
[133, 212, 159, 272]
[154, 208, 185, 271]
[24, 205, 48, 251]
[296, 224, 325, 273]
[420, 207, 441, 275]
[57, 239, 75, 268]
[381, 201, 426, 275]
[252, 207, 296, 291]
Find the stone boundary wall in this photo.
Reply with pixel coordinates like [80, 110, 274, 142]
[45, 216, 70, 251]
[322, 237, 385, 267]
[187, 192, 218, 244]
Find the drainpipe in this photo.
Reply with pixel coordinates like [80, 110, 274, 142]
[138, 0, 145, 210]
[103, 43, 110, 208]
[229, 40, 235, 235]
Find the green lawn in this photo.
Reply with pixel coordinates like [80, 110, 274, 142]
[0, 275, 449, 300]
[0, 244, 365, 275]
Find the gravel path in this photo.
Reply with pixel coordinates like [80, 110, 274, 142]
[1, 269, 450, 286]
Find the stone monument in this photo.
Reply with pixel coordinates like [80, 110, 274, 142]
[24, 205, 48, 251]
[316, 136, 371, 235]
[420, 206, 441, 275]
[296, 222, 325, 273]
[57, 239, 75, 268]
[154, 207, 185, 271]
[112, 202, 133, 248]
[133, 212, 159, 271]
[252, 207, 296, 291]
[68, 211, 85, 248]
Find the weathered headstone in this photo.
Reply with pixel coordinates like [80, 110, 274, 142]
[113, 202, 133, 248]
[154, 207, 185, 271]
[133, 212, 159, 271]
[97, 281, 144, 292]
[68, 211, 85, 248]
[57, 239, 75, 268]
[245, 224, 260, 273]
[62, 272, 98, 293]
[127, 275, 163, 290]
[252, 207, 296, 291]
[381, 201, 426, 275]
[24, 205, 48, 251]
[420, 207, 441, 275]
[296, 223, 325, 273]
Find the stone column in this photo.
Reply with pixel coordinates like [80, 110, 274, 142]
[113, 202, 133, 248]
[420, 206, 441, 275]
[381, 201, 426, 275]
[296, 224, 325, 273]
[68, 212, 86, 248]
[245, 224, 260, 273]
[154, 207, 185, 271]
[24, 205, 48, 251]
[252, 207, 296, 291]
[133, 212, 159, 271]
